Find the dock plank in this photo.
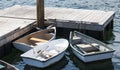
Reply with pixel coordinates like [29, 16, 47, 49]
[0, 5, 36, 20]
[82, 10, 115, 25]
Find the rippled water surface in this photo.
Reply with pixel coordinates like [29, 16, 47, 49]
[0, 0, 120, 70]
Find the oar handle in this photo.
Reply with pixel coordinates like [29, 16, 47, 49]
[30, 37, 48, 42]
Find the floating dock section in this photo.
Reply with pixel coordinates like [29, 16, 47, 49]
[0, 5, 115, 39]
[0, 5, 115, 57]
[45, 7, 115, 40]
[0, 17, 35, 57]
[0, 5, 36, 57]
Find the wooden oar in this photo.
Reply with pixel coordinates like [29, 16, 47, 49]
[29, 37, 48, 42]
[37, 46, 49, 54]
[37, 46, 50, 58]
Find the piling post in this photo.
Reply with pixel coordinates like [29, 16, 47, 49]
[36, 0, 44, 28]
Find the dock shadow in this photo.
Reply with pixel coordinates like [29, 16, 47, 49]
[24, 56, 68, 70]
[71, 54, 114, 70]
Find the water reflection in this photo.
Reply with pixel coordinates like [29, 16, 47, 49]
[24, 56, 68, 70]
[71, 54, 114, 70]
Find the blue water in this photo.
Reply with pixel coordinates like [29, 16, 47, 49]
[0, 0, 120, 70]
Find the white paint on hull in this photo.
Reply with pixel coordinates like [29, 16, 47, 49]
[71, 48, 113, 62]
[22, 51, 65, 68]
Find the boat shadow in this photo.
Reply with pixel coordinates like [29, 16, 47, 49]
[71, 54, 114, 70]
[24, 56, 68, 70]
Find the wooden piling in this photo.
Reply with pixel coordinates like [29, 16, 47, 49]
[37, 0, 44, 28]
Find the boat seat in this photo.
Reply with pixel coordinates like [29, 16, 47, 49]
[91, 43, 99, 48]
[72, 36, 82, 44]
[76, 44, 99, 52]
[29, 37, 48, 42]
[40, 50, 58, 59]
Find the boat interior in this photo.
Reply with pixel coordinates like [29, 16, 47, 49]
[72, 32, 110, 54]
[21, 39, 67, 61]
[15, 29, 55, 46]
[37, 47, 60, 59]
[36, 42, 65, 60]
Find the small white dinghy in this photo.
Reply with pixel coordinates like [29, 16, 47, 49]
[69, 31, 115, 62]
[21, 39, 69, 68]
[13, 26, 56, 52]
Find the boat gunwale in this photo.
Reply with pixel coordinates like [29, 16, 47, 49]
[0, 60, 19, 70]
[13, 26, 56, 49]
[74, 31, 114, 51]
[70, 44, 115, 56]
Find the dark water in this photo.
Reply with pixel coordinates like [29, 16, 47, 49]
[0, 0, 120, 70]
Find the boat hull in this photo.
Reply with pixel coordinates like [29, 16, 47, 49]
[13, 40, 50, 52]
[22, 51, 65, 68]
[13, 43, 32, 52]
[71, 46, 114, 62]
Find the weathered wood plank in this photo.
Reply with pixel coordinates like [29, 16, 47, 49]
[82, 10, 115, 25]
[0, 5, 36, 20]
[0, 17, 35, 47]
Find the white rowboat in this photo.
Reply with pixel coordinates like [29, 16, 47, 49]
[69, 31, 115, 62]
[13, 26, 56, 52]
[21, 39, 69, 68]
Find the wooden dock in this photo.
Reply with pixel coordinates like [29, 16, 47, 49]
[0, 5, 115, 57]
[0, 5, 37, 57]
[0, 17, 35, 57]
[0, 5, 115, 30]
